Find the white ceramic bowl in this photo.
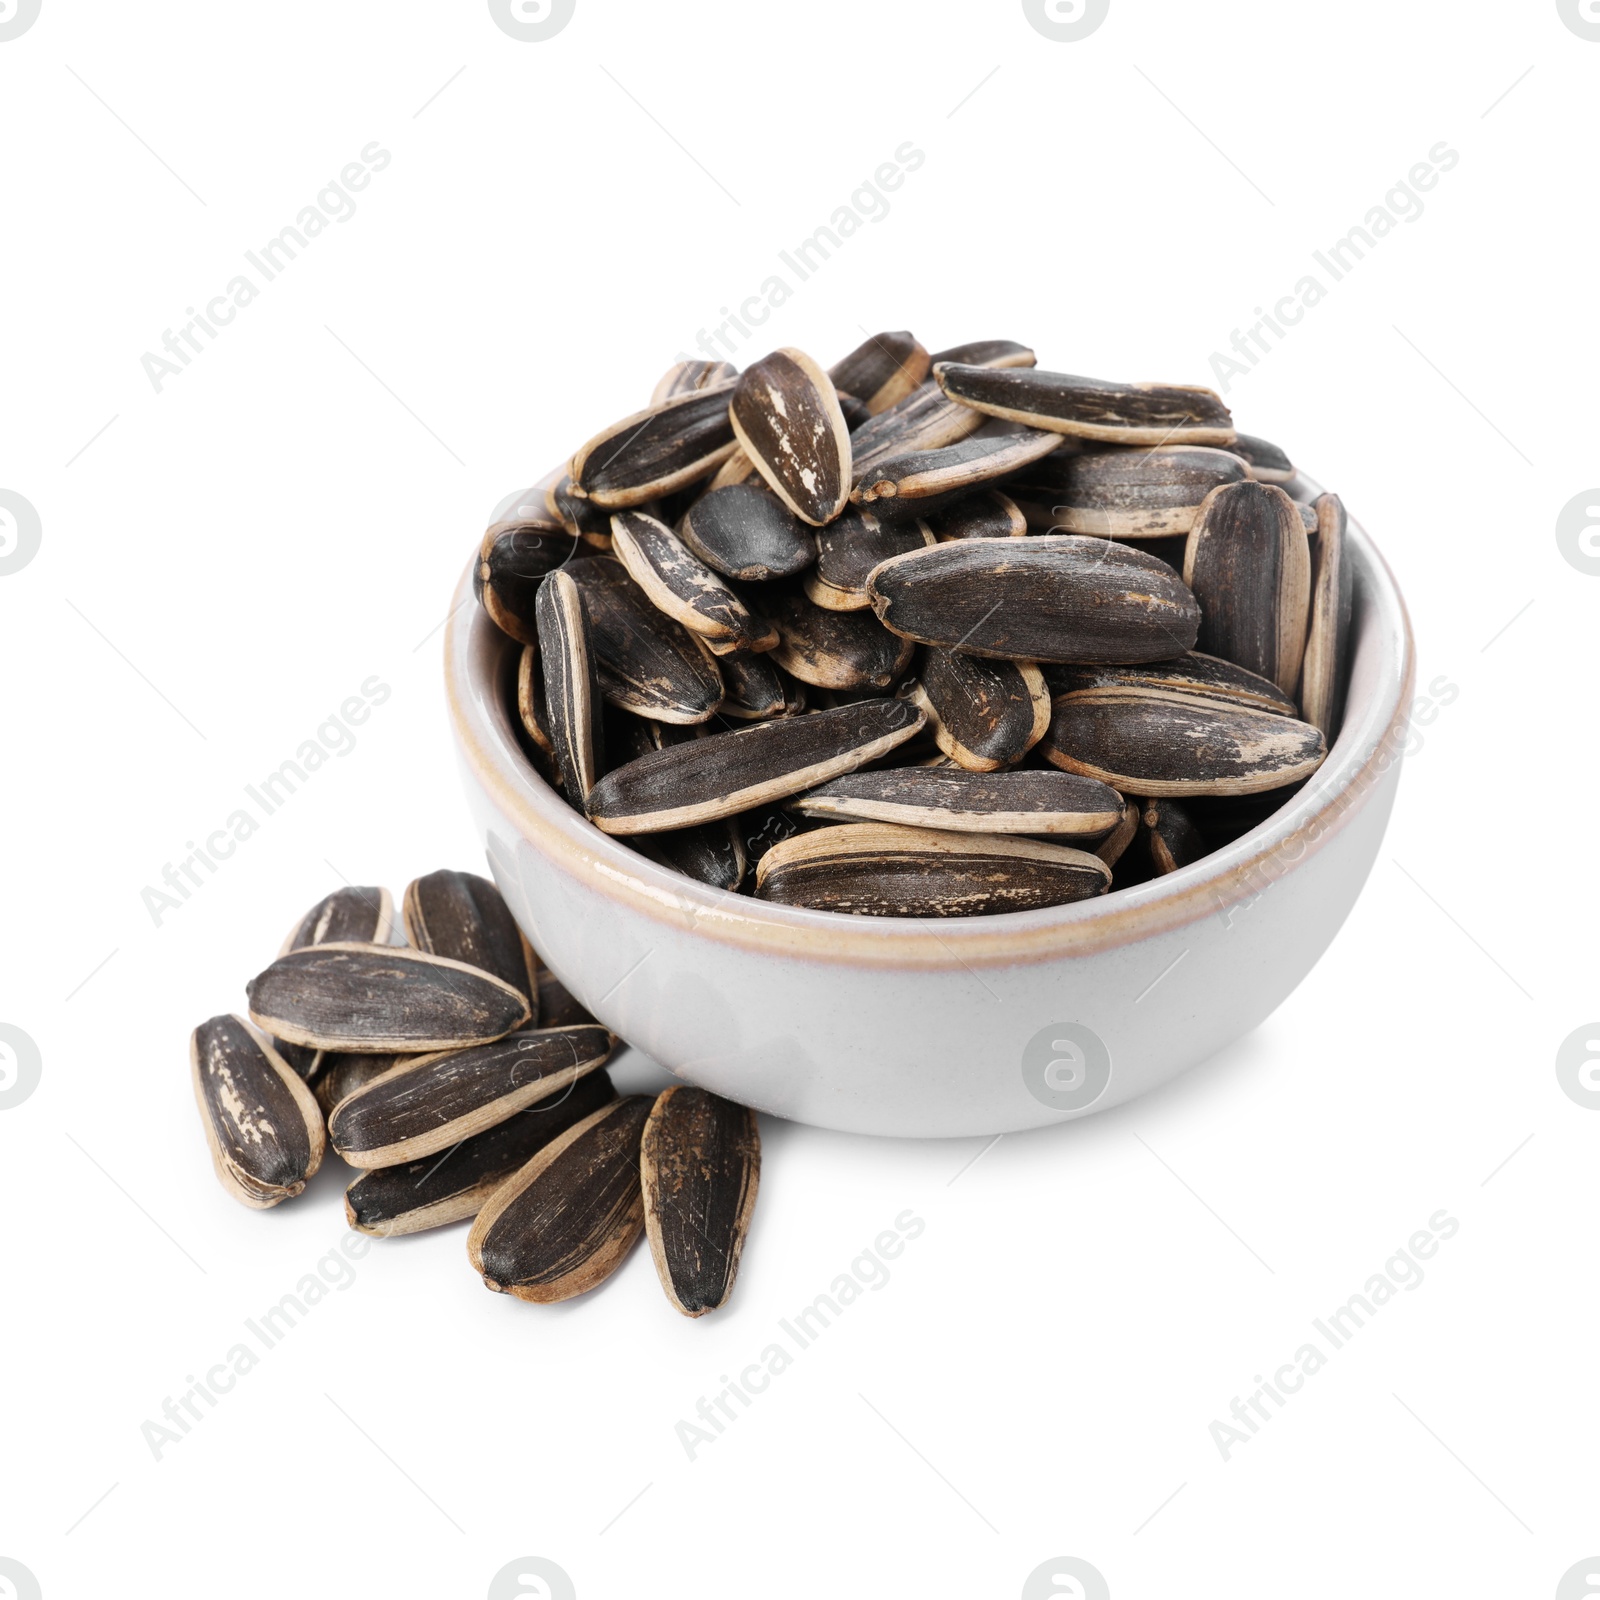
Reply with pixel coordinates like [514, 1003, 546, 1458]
[446, 481, 1414, 1137]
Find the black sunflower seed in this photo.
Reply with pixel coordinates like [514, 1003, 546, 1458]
[273, 886, 394, 1079]
[677, 482, 816, 581]
[848, 378, 986, 481]
[1230, 432, 1296, 485]
[633, 818, 748, 892]
[536, 568, 606, 802]
[569, 381, 739, 509]
[754, 822, 1111, 917]
[467, 1095, 655, 1303]
[764, 586, 916, 689]
[1297, 492, 1352, 738]
[905, 648, 1050, 771]
[828, 330, 931, 416]
[651, 359, 739, 405]
[716, 649, 793, 720]
[1051, 445, 1251, 538]
[927, 339, 1037, 370]
[402, 869, 538, 1011]
[923, 489, 1028, 541]
[934, 363, 1236, 445]
[587, 699, 925, 834]
[515, 646, 558, 785]
[1094, 794, 1142, 866]
[1142, 798, 1207, 874]
[314, 1051, 405, 1118]
[1042, 652, 1298, 718]
[730, 348, 853, 526]
[549, 473, 617, 550]
[641, 1087, 761, 1316]
[476, 515, 577, 646]
[866, 535, 1201, 664]
[806, 506, 935, 611]
[535, 959, 598, 1029]
[851, 423, 1061, 507]
[791, 768, 1124, 836]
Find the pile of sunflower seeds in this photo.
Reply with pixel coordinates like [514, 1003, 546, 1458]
[479, 334, 1351, 917]
[190, 873, 759, 1314]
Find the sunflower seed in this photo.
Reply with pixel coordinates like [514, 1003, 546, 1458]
[1230, 432, 1296, 485]
[345, 1068, 618, 1238]
[610, 511, 778, 653]
[315, 1051, 405, 1118]
[791, 767, 1124, 836]
[805, 506, 935, 611]
[1181, 787, 1306, 849]
[476, 520, 577, 645]
[587, 698, 925, 834]
[676, 482, 816, 581]
[866, 535, 1201, 664]
[641, 1087, 760, 1316]
[516, 646, 558, 783]
[274, 886, 395, 1079]
[923, 489, 1028, 541]
[1042, 651, 1298, 717]
[467, 1095, 655, 1303]
[536, 960, 598, 1029]
[848, 379, 987, 480]
[835, 390, 872, 430]
[934, 363, 1236, 445]
[1142, 798, 1206, 875]
[633, 818, 748, 891]
[191, 1014, 325, 1209]
[1050, 445, 1250, 538]
[327, 1024, 613, 1167]
[246, 943, 532, 1052]
[549, 473, 616, 550]
[755, 822, 1111, 917]
[828, 330, 931, 416]
[730, 348, 853, 526]
[905, 648, 1050, 771]
[852, 423, 1061, 507]
[1297, 492, 1352, 738]
[927, 339, 1037, 370]
[716, 649, 793, 719]
[651, 360, 738, 405]
[707, 447, 760, 490]
[403, 869, 538, 1011]
[536, 567, 606, 802]
[565, 555, 724, 725]
[569, 381, 739, 509]
[1182, 480, 1310, 694]
[1042, 690, 1327, 796]
[763, 586, 916, 689]
[1094, 794, 1142, 866]
[603, 704, 691, 766]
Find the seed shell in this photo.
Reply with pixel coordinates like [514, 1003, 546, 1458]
[851, 424, 1060, 506]
[641, 1087, 761, 1316]
[191, 1014, 326, 1209]
[1043, 690, 1327, 796]
[536, 567, 606, 802]
[927, 339, 1037, 370]
[328, 1023, 614, 1167]
[569, 381, 739, 509]
[764, 587, 916, 689]
[467, 1095, 655, 1303]
[651, 360, 738, 405]
[345, 1069, 618, 1238]
[1297, 492, 1352, 739]
[924, 489, 1028, 542]
[610, 511, 777, 652]
[806, 506, 935, 611]
[866, 535, 1200, 665]
[587, 699, 925, 834]
[677, 483, 816, 581]
[536, 960, 598, 1029]
[791, 768, 1124, 836]
[1142, 798, 1206, 875]
[1182, 480, 1311, 694]
[516, 646, 557, 780]
[1043, 652, 1298, 718]
[274, 886, 395, 1079]
[715, 649, 793, 720]
[934, 363, 1236, 445]
[402, 869, 538, 1011]
[847, 378, 986, 481]
[315, 1051, 405, 1118]
[755, 822, 1111, 917]
[476, 517, 578, 646]
[1094, 794, 1142, 866]
[246, 943, 532, 1052]
[730, 348, 853, 526]
[906, 648, 1050, 771]
[827, 330, 931, 416]
[1051, 446, 1251, 538]
[1231, 432, 1296, 485]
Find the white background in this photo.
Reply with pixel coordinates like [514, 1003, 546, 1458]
[1, 2, 1593, 1597]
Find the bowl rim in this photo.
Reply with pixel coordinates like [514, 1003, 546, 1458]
[445, 474, 1415, 970]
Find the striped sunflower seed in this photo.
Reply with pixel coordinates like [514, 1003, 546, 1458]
[866, 535, 1201, 665]
[716, 649, 793, 720]
[634, 818, 748, 892]
[548, 473, 617, 551]
[1297, 492, 1352, 738]
[847, 378, 986, 481]
[905, 648, 1050, 771]
[536, 567, 606, 802]
[828, 330, 931, 416]
[467, 1095, 655, 1303]
[730, 348, 853, 526]
[851, 423, 1061, 507]
[1051, 445, 1250, 538]
[315, 1051, 404, 1118]
[247, 943, 532, 1052]
[273, 886, 394, 1079]
[345, 1068, 617, 1238]
[934, 363, 1236, 446]
[806, 506, 935, 611]
[476, 518, 577, 646]
[924, 488, 1028, 541]
[791, 768, 1124, 837]
[651, 359, 738, 405]
[1142, 798, 1206, 875]
[565, 555, 724, 725]
[327, 1023, 613, 1167]
[569, 382, 739, 509]
[1182, 480, 1311, 694]
[191, 1014, 325, 1209]
[677, 483, 816, 581]
[755, 822, 1112, 917]
[834, 390, 872, 430]
[764, 586, 916, 690]
[1043, 689, 1327, 796]
[610, 511, 778, 654]
[641, 1087, 760, 1316]
[516, 645, 558, 785]
[1094, 794, 1142, 866]
[587, 698, 925, 834]
[535, 959, 598, 1029]
[927, 339, 1037, 370]
[1230, 432, 1296, 485]
[1043, 652, 1298, 718]
[403, 869, 538, 1012]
